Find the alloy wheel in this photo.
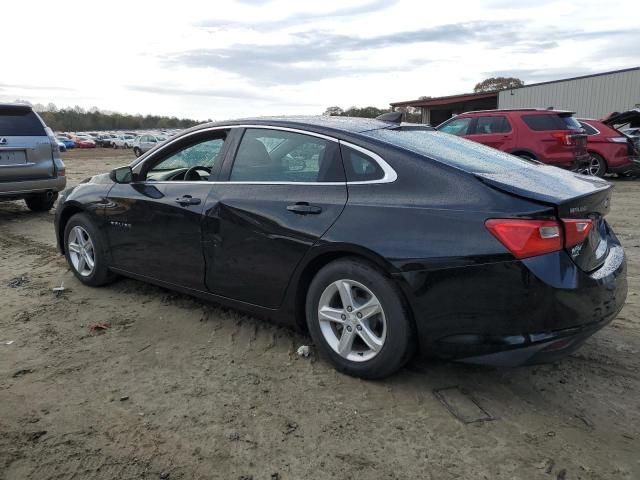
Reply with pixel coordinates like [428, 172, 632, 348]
[580, 155, 602, 176]
[317, 279, 387, 362]
[67, 226, 96, 277]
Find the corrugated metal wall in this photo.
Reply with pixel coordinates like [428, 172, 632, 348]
[498, 69, 640, 119]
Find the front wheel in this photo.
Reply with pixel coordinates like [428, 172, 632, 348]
[133, 147, 141, 157]
[64, 213, 117, 286]
[306, 258, 415, 379]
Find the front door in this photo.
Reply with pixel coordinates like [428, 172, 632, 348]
[203, 127, 348, 308]
[105, 131, 229, 290]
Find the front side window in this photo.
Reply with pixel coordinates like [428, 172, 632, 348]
[438, 117, 472, 136]
[475, 116, 511, 134]
[146, 136, 226, 181]
[230, 128, 344, 182]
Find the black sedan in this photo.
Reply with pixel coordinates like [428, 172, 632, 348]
[54, 115, 627, 378]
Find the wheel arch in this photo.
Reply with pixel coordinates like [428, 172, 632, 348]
[57, 203, 86, 254]
[508, 149, 538, 160]
[289, 244, 411, 332]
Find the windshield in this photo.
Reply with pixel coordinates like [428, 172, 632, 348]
[363, 129, 536, 174]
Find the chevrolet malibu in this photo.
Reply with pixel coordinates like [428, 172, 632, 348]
[54, 115, 627, 379]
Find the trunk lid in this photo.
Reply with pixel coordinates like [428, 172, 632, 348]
[476, 165, 613, 272]
[602, 108, 640, 128]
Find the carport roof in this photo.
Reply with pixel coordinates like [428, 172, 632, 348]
[390, 91, 498, 109]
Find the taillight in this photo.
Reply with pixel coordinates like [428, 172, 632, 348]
[485, 219, 562, 259]
[56, 168, 66, 177]
[562, 218, 592, 247]
[550, 132, 572, 145]
[486, 218, 593, 259]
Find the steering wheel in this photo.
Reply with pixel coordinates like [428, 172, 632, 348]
[183, 165, 211, 181]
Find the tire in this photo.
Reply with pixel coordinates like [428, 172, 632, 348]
[112, 143, 118, 149]
[133, 147, 141, 157]
[63, 213, 117, 287]
[305, 258, 415, 379]
[583, 153, 607, 178]
[25, 192, 57, 212]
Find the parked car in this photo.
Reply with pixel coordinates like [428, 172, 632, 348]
[111, 134, 136, 149]
[57, 136, 75, 149]
[96, 134, 117, 148]
[73, 135, 97, 148]
[437, 109, 590, 171]
[56, 139, 67, 152]
[54, 115, 626, 378]
[578, 112, 640, 177]
[621, 127, 640, 140]
[0, 103, 66, 211]
[132, 134, 167, 157]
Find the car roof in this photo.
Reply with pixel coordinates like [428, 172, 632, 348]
[460, 108, 575, 115]
[189, 116, 399, 136]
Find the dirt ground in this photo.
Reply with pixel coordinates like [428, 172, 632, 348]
[1, 148, 639, 480]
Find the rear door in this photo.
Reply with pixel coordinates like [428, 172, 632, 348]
[465, 115, 513, 151]
[0, 106, 54, 181]
[203, 126, 348, 308]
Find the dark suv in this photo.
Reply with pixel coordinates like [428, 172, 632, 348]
[437, 109, 590, 171]
[0, 104, 66, 211]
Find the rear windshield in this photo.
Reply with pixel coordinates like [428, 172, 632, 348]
[0, 109, 45, 136]
[523, 114, 582, 131]
[363, 129, 535, 174]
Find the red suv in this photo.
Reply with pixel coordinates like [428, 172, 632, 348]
[437, 109, 590, 171]
[578, 109, 640, 177]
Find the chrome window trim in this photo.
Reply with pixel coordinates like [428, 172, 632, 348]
[133, 124, 397, 185]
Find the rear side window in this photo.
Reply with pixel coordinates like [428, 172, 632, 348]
[0, 109, 45, 136]
[475, 116, 511, 134]
[523, 114, 582, 131]
[340, 146, 384, 182]
[438, 117, 472, 136]
[230, 128, 344, 183]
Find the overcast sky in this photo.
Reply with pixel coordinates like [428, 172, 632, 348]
[2, 0, 638, 121]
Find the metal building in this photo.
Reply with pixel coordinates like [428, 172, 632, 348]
[497, 67, 640, 119]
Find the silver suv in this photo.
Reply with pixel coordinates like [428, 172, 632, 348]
[132, 134, 167, 157]
[0, 104, 66, 211]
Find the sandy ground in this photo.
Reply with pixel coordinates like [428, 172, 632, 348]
[1, 148, 639, 480]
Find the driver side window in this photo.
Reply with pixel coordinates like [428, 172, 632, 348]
[146, 136, 226, 181]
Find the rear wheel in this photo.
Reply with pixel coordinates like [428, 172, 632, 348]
[25, 192, 57, 212]
[306, 258, 415, 379]
[133, 147, 141, 157]
[581, 153, 607, 177]
[64, 213, 117, 286]
[112, 142, 118, 149]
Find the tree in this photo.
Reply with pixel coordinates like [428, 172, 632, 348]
[323, 106, 344, 116]
[473, 77, 524, 93]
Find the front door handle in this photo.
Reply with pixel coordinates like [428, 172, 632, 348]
[287, 202, 322, 215]
[175, 195, 201, 206]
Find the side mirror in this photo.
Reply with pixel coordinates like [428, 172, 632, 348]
[109, 165, 133, 184]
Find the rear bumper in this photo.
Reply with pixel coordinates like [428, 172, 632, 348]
[0, 176, 66, 198]
[399, 237, 627, 366]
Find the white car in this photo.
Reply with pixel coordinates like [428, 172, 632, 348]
[111, 135, 137, 149]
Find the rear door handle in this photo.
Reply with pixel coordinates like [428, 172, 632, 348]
[287, 202, 322, 215]
[175, 195, 201, 206]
